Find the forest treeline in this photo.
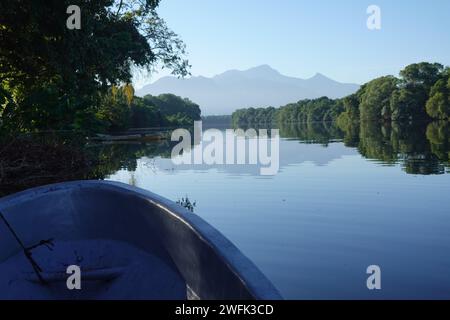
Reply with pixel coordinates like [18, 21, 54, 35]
[232, 62, 450, 127]
[98, 90, 201, 132]
[0, 1, 199, 135]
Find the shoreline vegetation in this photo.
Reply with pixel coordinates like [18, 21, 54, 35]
[0, 1, 200, 196]
[1, 1, 195, 135]
[231, 62, 450, 128]
[0, 90, 201, 197]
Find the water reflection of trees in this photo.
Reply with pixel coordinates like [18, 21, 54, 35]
[0, 135, 177, 197]
[338, 121, 449, 175]
[87, 121, 450, 178]
[278, 122, 343, 146]
[86, 140, 175, 178]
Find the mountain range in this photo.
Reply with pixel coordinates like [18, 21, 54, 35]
[136, 65, 360, 115]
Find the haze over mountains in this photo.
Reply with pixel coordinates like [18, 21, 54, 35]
[136, 65, 360, 115]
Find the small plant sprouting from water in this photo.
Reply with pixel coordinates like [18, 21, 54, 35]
[177, 196, 196, 212]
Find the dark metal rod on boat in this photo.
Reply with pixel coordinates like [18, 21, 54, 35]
[0, 210, 46, 284]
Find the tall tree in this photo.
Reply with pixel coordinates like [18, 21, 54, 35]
[426, 75, 450, 120]
[359, 76, 398, 121]
[390, 62, 445, 121]
[399, 62, 444, 93]
[0, 0, 189, 131]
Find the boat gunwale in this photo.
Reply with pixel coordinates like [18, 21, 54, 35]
[0, 180, 282, 300]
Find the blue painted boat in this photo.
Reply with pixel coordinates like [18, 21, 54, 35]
[0, 181, 281, 300]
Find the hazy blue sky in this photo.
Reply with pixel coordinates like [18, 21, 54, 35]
[135, 0, 450, 87]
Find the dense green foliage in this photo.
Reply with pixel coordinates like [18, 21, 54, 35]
[232, 62, 450, 126]
[426, 71, 450, 120]
[232, 107, 278, 126]
[0, 0, 191, 133]
[359, 76, 398, 120]
[143, 94, 201, 126]
[83, 87, 200, 132]
[232, 98, 344, 126]
[201, 115, 232, 124]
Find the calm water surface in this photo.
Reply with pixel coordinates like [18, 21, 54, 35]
[104, 121, 450, 299]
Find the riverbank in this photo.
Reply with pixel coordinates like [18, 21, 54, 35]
[0, 134, 96, 197]
[0, 129, 178, 197]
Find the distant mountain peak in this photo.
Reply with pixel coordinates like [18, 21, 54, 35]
[247, 64, 279, 72]
[136, 66, 360, 115]
[244, 64, 281, 76]
[214, 64, 280, 79]
[310, 72, 329, 80]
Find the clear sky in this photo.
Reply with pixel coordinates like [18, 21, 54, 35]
[134, 0, 450, 87]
